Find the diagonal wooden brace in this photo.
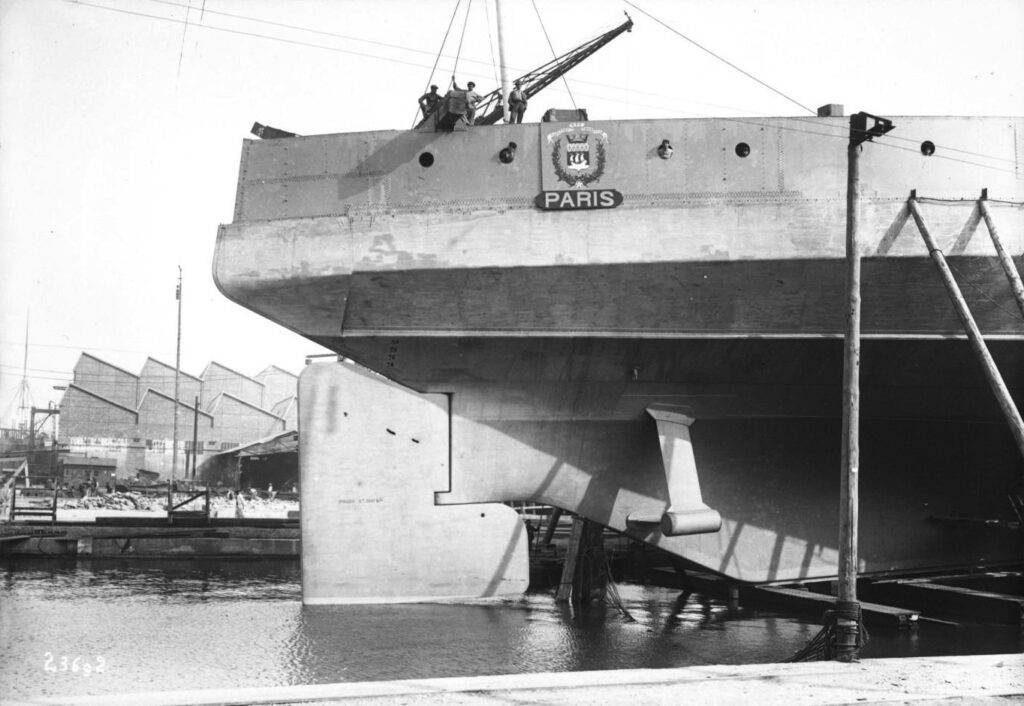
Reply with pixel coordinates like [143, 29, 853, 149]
[628, 407, 722, 536]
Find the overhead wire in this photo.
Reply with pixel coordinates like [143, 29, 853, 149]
[782, 114, 1019, 166]
[617, 1, 1016, 172]
[174, 0, 192, 81]
[482, 0, 500, 89]
[691, 113, 1024, 178]
[411, 0, 463, 127]
[0, 365, 297, 384]
[69, 0, 1022, 173]
[944, 260, 1024, 324]
[917, 197, 1024, 205]
[17, 2, 1021, 422]
[67, 0, 450, 74]
[142, 0, 778, 119]
[622, 0, 817, 115]
[452, 0, 474, 84]
[531, 0, 577, 111]
[139, 0, 1020, 167]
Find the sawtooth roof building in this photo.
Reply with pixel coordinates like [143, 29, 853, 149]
[59, 352, 298, 482]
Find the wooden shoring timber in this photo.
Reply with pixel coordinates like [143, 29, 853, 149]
[908, 197, 1024, 461]
[555, 516, 584, 603]
[541, 507, 563, 547]
[861, 579, 1024, 626]
[739, 585, 920, 628]
[977, 198, 1024, 320]
[554, 516, 609, 605]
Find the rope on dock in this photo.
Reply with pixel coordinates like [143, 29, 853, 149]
[783, 601, 869, 662]
[602, 551, 636, 622]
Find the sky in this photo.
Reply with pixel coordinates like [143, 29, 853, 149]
[1, 0, 1023, 428]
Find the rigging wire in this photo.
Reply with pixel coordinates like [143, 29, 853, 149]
[140, 0, 1019, 171]
[696, 113, 1024, 177]
[452, 0, 474, 83]
[66, 0, 1022, 175]
[482, 0, 500, 89]
[622, 0, 816, 115]
[946, 260, 1024, 324]
[917, 197, 1024, 205]
[411, 0, 463, 127]
[782, 114, 1019, 166]
[531, 0, 577, 111]
[69, 0, 446, 73]
[175, 0, 193, 81]
[145, 0, 779, 119]
[145, 0, 497, 73]
[139, 0, 1019, 166]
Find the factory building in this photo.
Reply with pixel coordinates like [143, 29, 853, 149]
[58, 353, 297, 483]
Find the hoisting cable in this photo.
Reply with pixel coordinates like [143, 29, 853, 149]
[623, 0, 816, 116]
[451, 0, 474, 84]
[531, 0, 578, 111]
[411, 0, 463, 128]
[482, 0, 500, 89]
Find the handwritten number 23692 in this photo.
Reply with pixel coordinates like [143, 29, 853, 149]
[43, 652, 106, 676]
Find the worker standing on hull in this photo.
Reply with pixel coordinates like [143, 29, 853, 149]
[452, 77, 481, 125]
[418, 85, 441, 120]
[508, 80, 527, 124]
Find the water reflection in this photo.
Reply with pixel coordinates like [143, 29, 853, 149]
[0, 558, 1020, 701]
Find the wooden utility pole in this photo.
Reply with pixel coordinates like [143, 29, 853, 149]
[191, 395, 200, 479]
[169, 267, 182, 522]
[837, 112, 893, 662]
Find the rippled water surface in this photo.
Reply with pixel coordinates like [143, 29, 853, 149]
[1, 558, 1020, 700]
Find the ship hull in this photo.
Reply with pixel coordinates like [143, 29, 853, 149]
[216, 116, 1024, 585]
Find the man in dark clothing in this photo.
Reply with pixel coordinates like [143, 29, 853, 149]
[508, 80, 527, 124]
[418, 85, 441, 120]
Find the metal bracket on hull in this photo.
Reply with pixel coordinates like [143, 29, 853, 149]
[627, 407, 722, 536]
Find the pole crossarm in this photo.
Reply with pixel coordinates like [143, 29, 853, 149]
[850, 111, 894, 147]
[908, 196, 1024, 460]
[417, 15, 633, 129]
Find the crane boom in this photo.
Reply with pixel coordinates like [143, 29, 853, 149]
[419, 15, 633, 129]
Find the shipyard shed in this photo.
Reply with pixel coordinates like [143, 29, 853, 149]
[60, 455, 117, 489]
[199, 430, 298, 492]
[57, 353, 298, 483]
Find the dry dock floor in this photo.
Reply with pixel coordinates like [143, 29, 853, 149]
[8, 653, 1022, 706]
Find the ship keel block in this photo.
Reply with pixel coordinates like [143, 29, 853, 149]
[298, 362, 528, 604]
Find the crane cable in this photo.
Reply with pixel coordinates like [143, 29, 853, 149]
[482, 0, 500, 89]
[623, 0, 816, 115]
[411, 0, 464, 128]
[532, 0, 577, 111]
[451, 0, 474, 84]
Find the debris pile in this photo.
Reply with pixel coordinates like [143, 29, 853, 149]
[50, 490, 299, 518]
[57, 492, 162, 512]
[210, 495, 298, 519]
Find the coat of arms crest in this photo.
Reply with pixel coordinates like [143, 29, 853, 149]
[546, 124, 608, 188]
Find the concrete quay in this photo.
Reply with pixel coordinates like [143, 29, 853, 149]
[0, 515, 300, 558]
[9, 653, 1023, 706]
